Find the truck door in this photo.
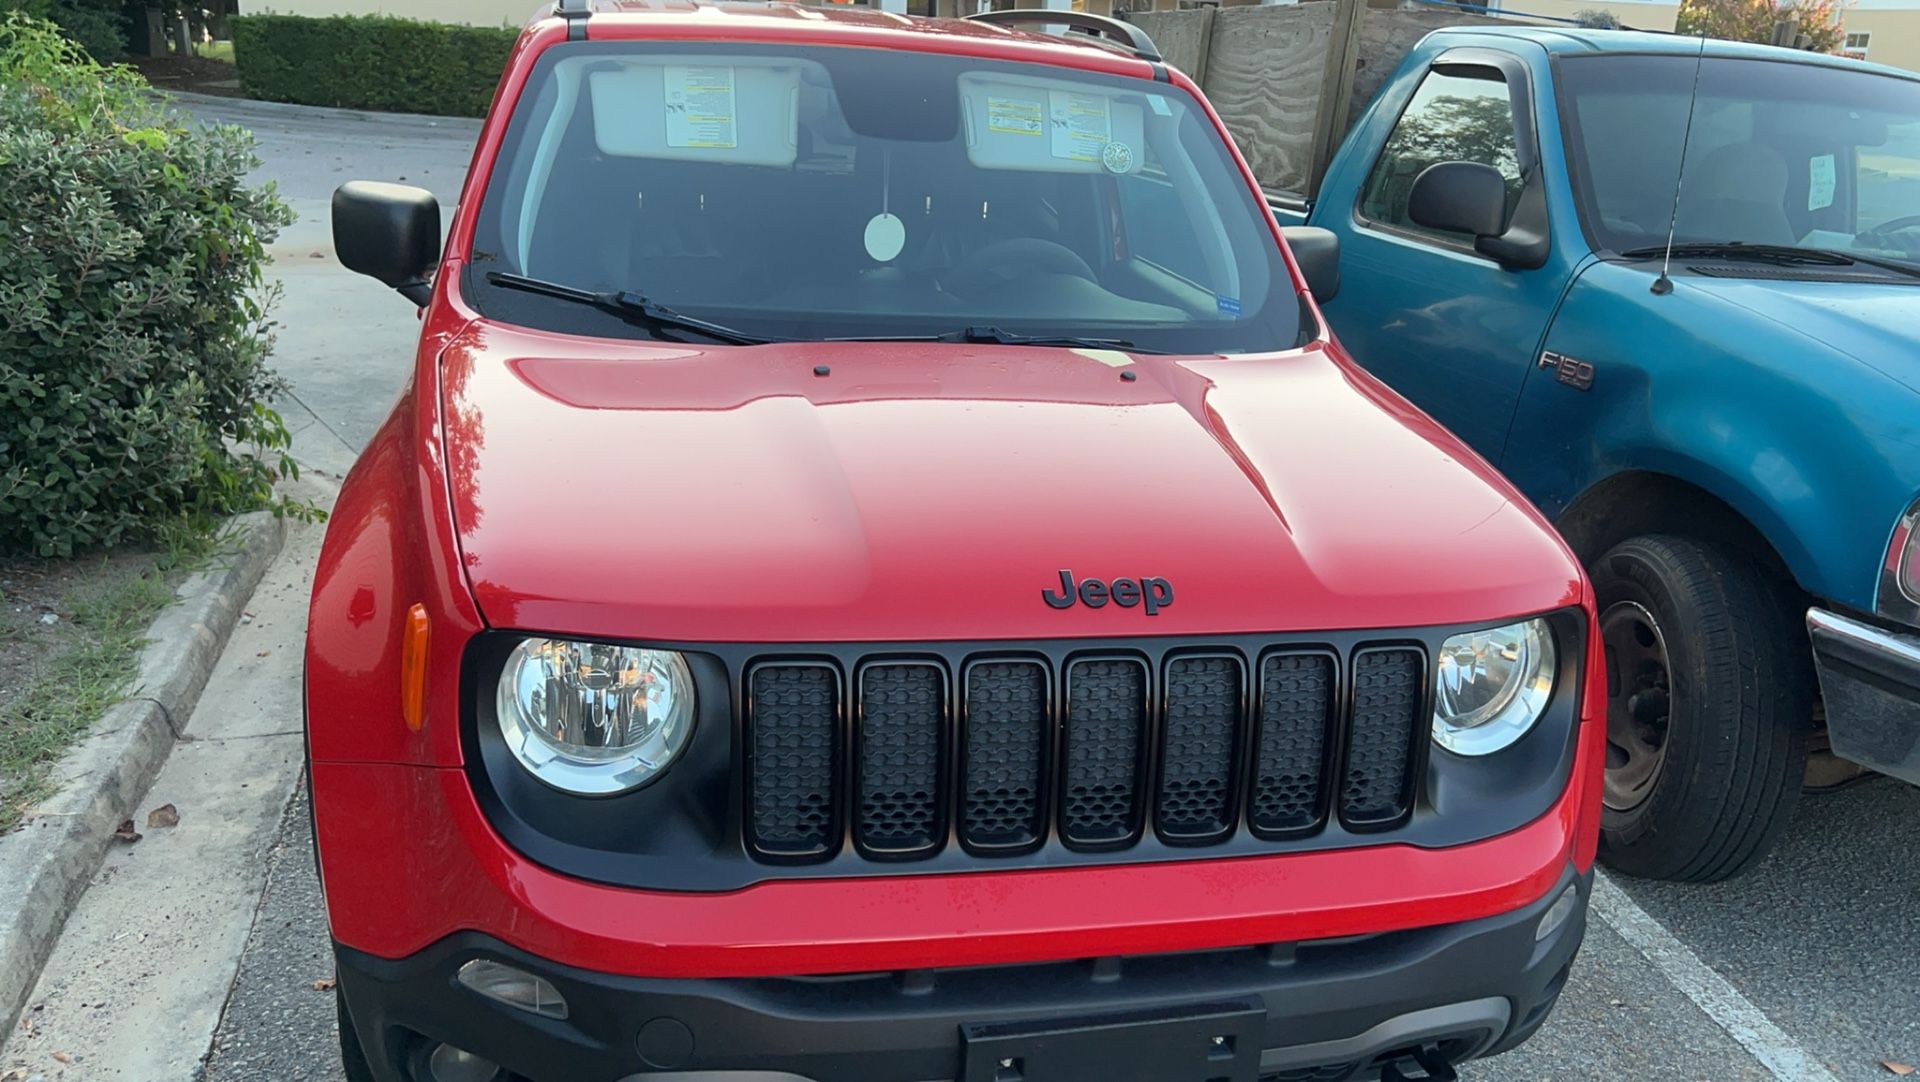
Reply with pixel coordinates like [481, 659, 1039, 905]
[1314, 48, 1576, 462]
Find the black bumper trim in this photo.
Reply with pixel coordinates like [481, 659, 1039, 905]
[334, 868, 1587, 1082]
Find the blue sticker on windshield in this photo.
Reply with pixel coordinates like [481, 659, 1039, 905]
[1217, 296, 1242, 317]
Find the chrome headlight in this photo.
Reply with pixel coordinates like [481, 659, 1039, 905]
[495, 638, 695, 795]
[1432, 618, 1556, 756]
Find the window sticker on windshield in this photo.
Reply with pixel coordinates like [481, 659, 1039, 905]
[987, 96, 1044, 137]
[1217, 296, 1242, 317]
[1049, 90, 1112, 162]
[1809, 154, 1836, 211]
[664, 65, 738, 149]
[1147, 95, 1173, 118]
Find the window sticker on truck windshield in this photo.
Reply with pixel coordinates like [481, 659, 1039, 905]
[987, 96, 1044, 137]
[664, 65, 738, 149]
[1809, 154, 1836, 211]
[1049, 90, 1112, 163]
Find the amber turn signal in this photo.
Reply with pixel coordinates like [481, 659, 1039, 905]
[401, 603, 431, 732]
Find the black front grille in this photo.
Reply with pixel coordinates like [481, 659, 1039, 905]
[743, 640, 1428, 864]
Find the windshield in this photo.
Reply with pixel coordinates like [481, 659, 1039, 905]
[1558, 54, 1920, 264]
[468, 41, 1299, 352]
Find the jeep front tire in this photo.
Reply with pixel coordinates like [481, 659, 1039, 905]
[1593, 534, 1810, 882]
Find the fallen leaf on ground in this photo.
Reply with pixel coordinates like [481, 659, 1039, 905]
[1881, 1062, 1916, 1076]
[312, 977, 337, 992]
[145, 804, 179, 829]
[113, 820, 141, 843]
[17, 1015, 31, 1035]
[256, 650, 270, 657]
[52, 1050, 72, 1063]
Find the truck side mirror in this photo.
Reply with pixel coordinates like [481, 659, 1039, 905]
[1279, 226, 1340, 303]
[333, 181, 441, 307]
[1406, 162, 1508, 240]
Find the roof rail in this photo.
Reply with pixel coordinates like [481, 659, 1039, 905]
[963, 9, 1162, 63]
[555, 0, 590, 40]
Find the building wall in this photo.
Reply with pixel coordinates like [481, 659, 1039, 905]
[1839, 7, 1920, 72]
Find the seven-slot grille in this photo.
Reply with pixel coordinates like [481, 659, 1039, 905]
[744, 644, 1426, 863]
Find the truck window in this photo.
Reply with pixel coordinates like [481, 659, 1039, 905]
[1558, 54, 1920, 261]
[1358, 67, 1523, 243]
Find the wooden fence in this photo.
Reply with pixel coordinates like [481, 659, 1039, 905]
[1129, 0, 1506, 199]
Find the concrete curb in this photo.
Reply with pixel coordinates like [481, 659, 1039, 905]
[154, 88, 482, 130]
[0, 513, 288, 1037]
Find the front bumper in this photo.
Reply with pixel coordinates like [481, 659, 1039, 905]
[1808, 609, 1920, 786]
[335, 868, 1587, 1082]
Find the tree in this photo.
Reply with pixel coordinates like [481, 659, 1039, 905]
[1573, 8, 1623, 28]
[1676, 0, 1848, 54]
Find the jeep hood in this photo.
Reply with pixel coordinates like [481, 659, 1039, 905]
[1690, 276, 1920, 393]
[438, 324, 1580, 642]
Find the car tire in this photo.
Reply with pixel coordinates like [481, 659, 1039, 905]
[337, 984, 378, 1082]
[1593, 534, 1810, 882]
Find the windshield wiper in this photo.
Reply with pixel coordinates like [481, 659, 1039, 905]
[831, 326, 1162, 353]
[1619, 242, 1856, 266]
[485, 272, 772, 346]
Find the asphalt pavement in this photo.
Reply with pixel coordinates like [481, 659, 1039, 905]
[6, 93, 1916, 1082]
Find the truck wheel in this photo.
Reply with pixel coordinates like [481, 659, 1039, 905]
[337, 985, 377, 1082]
[1593, 535, 1810, 882]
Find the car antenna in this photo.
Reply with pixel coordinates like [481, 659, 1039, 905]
[1651, 34, 1710, 296]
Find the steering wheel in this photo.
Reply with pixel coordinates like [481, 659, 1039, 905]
[946, 238, 1097, 297]
[1856, 214, 1920, 251]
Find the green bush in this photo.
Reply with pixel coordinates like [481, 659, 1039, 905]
[0, 0, 124, 58]
[232, 13, 515, 118]
[0, 14, 307, 558]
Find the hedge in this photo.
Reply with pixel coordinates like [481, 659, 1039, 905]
[231, 14, 515, 118]
[0, 15, 305, 557]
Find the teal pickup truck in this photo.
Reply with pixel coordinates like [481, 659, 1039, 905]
[1274, 27, 1920, 882]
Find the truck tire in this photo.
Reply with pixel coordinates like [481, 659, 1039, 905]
[337, 985, 377, 1082]
[1593, 534, 1810, 882]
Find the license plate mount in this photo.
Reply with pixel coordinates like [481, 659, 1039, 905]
[959, 1000, 1265, 1082]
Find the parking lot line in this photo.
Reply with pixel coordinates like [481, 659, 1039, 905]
[1590, 871, 1838, 1082]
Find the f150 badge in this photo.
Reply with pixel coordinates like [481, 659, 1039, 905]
[1043, 570, 1174, 615]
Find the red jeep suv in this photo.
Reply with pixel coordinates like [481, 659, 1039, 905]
[309, 3, 1605, 1080]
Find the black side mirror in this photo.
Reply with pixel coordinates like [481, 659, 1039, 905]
[333, 181, 441, 306]
[1279, 226, 1340, 303]
[1406, 162, 1508, 240]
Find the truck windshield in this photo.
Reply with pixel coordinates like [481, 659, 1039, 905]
[1558, 54, 1920, 265]
[467, 41, 1299, 353]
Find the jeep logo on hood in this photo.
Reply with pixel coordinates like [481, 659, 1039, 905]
[1042, 570, 1174, 615]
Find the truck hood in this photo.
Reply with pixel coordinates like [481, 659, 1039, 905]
[1689, 276, 1920, 394]
[438, 324, 1580, 642]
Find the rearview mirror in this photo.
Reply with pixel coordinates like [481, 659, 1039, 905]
[1279, 226, 1340, 303]
[333, 181, 441, 306]
[1406, 162, 1508, 240]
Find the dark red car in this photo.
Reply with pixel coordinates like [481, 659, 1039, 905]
[309, 3, 1605, 1080]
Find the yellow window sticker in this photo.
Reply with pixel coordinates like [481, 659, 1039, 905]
[1049, 90, 1111, 163]
[664, 65, 738, 149]
[987, 96, 1044, 137]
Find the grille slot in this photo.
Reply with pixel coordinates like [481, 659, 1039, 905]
[1061, 658, 1148, 847]
[1251, 652, 1336, 836]
[961, 660, 1049, 851]
[747, 663, 840, 858]
[856, 663, 945, 857]
[1342, 648, 1425, 827]
[1157, 655, 1242, 842]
